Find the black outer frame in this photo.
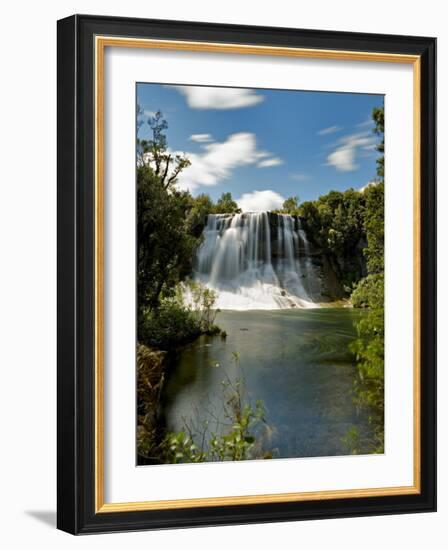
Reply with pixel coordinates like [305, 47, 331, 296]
[57, 14, 436, 535]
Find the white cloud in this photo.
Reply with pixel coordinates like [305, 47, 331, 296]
[174, 132, 282, 192]
[144, 109, 157, 118]
[359, 180, 379, 192]
[173, 86, 264, 110]
[190, 133, 213, 143]
[237, 190, 285, 212]
[357, 117, 375, 128]
[257, 157, 283, 168]
[318, 125, 342, 136]
[326, 132, 377, 172]
[327, 147, 357, 172]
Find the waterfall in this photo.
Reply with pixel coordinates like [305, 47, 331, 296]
[193, 212, 321, 310]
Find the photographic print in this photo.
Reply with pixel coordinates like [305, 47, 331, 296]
[58, 17, 436, 532]
[136, 83, 385, 465]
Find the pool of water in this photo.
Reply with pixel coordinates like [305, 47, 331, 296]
[161, 308, 375, 459]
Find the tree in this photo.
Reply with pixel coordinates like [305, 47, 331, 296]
[350, 272, 384, 452]
[138, 110, 191, 188]
[184, 193, 215, 238]
[281, 196, 301, 216]
[299, 189, 365, 255]
[348, 104, 385, 453]
[363, 182, 384, 273]
[137, 165, 195, 313]
[136, 103, 145, 135]
[372, 106, 384, 179]
[137, 111, 194, 322]
[213, 192, 241, 214]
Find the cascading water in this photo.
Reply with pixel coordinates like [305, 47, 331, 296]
[193, 212, 321, 310]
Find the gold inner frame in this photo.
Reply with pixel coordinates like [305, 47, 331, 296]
[94, 36, 421, 513]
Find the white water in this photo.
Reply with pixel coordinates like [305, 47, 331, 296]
[193, 212, 321, 310]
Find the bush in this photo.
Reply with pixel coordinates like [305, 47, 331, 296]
[137, 350, 274, 464]
[183, 280, 220, 333]
[139, 297, 201, 349]
[349, 273, 384, 453]
[161, 397, 267, 463]
[363, 182, 384, 273]
[139, 281, 220, 350]
[351, 273, 384, 309]
[137, 344, 167, 464]
[159, 353, 273, 463]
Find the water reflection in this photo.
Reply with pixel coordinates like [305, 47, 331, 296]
[161, 308, 376, 459]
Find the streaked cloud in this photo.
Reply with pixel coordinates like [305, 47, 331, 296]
[318, 125, 342, 136]
[326, 132, 377, 172]
[173, 86, 264, 110]
[357, 117, 375, 128]
[190, 133, 213, 143]
[257, 157, 284, 168]
[237, 190, 285, 212]
[174, 132, 281, 192]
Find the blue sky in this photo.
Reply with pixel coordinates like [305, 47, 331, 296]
[137, 83, 383, 211]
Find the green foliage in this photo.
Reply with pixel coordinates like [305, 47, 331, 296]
[139, 282, 220, 349]
[136, 109, 221, 346]
[349, 308, 385, 454]
[341, 426, 361, 455]
[136, 281, 223, 464]
[277, 196, 301, 216]
[372, 106, 384, 135]
[363, 182, 384, 273]
[137, 164, 196, 316]
[213, 192, 241, 214]
[136, 109, 246, 346]
[136, 103, 387, 462]
[139, 295, 201, 349]
[138, 352, 273, 464]
[298, 105, 384, 276]
[349, 225, 384, 451]
[372, 106, 384, 179]
[138, 110, 191, 184]
[343, 105, 385, 453]
[161, 431, 206, 463]
[299, 188, 365, 256]
[184, 193, 215, 238]
[164, 354, 272, 463]
[137, 110, 196, 320]
[162, 397, 267, 463]
[299, 188, 367, 291]
[350, 275, 384, 387]
[296, 107, 385, 295]
[184, 280, 220, 334]
[348, 315, 385, 452]
[351, 273, 384, 309]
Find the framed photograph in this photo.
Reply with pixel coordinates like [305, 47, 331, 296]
[57, 14, 436, 534]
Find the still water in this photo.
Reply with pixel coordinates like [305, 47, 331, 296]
[161, 308, 375, 459]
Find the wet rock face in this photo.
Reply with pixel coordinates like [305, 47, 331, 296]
[268, 213, 365, 302]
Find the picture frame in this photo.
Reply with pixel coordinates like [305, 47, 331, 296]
[57, 14, 436, 534]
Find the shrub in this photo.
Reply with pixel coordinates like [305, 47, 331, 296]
[351, 273, 384, 309]
[139, 281, 220, 350]
[161, 353, 272, 463]
[139, 296, 200, 349]
[183, 280, 219, 333]
[349, 273, 384, 453]
[136, 344, 167, 464]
